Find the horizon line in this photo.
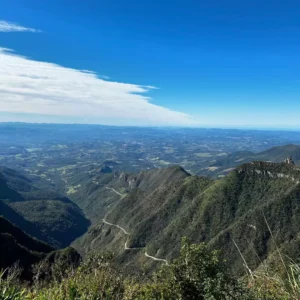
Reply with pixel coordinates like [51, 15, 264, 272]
[1, 121, 300, 132]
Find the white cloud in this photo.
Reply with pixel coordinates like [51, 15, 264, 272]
[0, 48, 195, 126]
[0, 21, 40, 33]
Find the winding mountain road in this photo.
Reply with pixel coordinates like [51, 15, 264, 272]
[145, 252, 168, 263]
[102, 218, 168, 264]
[102, 185, 168, 264]
[105, 186, 126, 198]
[102, 216, 168, 265]
[103, 219, 129, 235]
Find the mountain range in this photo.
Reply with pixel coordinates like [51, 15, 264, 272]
[2, 143, 300, 277]
[72, 159, 300, 275]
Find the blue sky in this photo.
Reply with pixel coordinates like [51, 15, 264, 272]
[0, 0, 300, 127]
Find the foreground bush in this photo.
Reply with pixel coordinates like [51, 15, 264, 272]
[245, 262, 300, 300]
[4, 239, 300, 299]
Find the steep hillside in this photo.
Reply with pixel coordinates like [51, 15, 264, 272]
[0, 216, 53, 253]
[67, 165, 189, 223]
[73, 161, 300, 275]
[0, 216, 52, 279]
[0, 216, 81, 280]
[0, 167, 90, 248]
[149, 162, 300, 273]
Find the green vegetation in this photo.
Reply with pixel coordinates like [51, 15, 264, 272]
[0, 239, 251, 299]
[75, 161, 300, 279]
[211, 144, 300, 176]
[3, 238, 300, 299]
[0, 217, 80, 281]
[0, 167, 90, 248]
[2, 123, 300, 298]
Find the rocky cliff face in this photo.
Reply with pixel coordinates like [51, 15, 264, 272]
[236, 161, 300, 182]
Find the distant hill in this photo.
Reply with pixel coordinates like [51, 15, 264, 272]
[0, 167, 90, 248]
[204, 144, 300, 177]
[259, 144, 300, 161]
[73, 162, 300, 275]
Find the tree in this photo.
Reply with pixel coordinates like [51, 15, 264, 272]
[154, 238, 252, 299]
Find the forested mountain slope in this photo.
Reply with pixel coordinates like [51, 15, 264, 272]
[66, 165, 189, 223]
[73, 161, 300, 275]
[0, 216, 81, 280]
[0, 216, 53, 279]
[0, 167, 89, 248]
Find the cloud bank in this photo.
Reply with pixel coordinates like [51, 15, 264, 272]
[0, 21, 40, 33]
[0, 48, 194, 125]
